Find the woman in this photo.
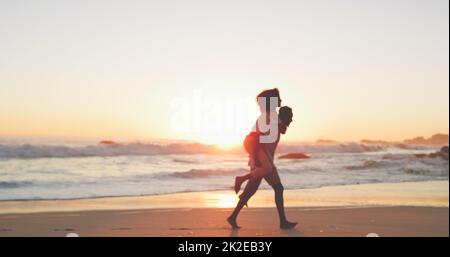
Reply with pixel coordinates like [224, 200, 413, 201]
[227, 88, 297, 229]
[234, 105, 294, 193]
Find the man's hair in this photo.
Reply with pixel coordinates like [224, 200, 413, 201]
[279, 106, 293, 127]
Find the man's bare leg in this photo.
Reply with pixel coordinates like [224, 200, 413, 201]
[227, 178, 261, 229]
[272, 183, 297, 229]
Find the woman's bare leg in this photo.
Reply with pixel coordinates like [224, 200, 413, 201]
[234, 153, 265, 194]
[234, 173, 252, 194]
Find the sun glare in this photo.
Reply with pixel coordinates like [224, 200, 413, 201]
[199, 133, 242, 150]
[169, 87, 259, 149]
[204, 193, 238, 208]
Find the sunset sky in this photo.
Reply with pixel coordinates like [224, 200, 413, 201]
[0, 0, 448, 145]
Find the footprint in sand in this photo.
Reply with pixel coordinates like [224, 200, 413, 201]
[55, 228, 75, 232]
[111, 227, 131, 231]
[170, 227, 190, 230]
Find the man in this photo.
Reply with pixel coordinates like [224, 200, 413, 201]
[227, 89, 297, 229]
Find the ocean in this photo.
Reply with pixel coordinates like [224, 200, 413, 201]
[0, 138, 448, 201]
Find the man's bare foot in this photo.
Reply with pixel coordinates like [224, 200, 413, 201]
[280, 221, 298, 229]
[227, 217, 241, 229]
[234, 176, 245, 194]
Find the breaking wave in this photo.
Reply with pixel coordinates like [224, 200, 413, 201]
[0, 142, 431, 159]
[0, 143, 219, 159]
[0, 181, 33, 189]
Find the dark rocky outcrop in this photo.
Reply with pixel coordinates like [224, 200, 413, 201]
[279, 153, 310, 159]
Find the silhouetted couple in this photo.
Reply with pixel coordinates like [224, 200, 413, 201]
[227, 88, 297, 230]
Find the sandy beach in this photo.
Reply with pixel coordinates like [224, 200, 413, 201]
[0, 181, 448, 237]
[0, 206, 448, 237]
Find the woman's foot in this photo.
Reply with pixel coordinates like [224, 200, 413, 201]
[280, 221, 298, 229]
[227, 216, 241, 229]
[234, 176, 245, 194]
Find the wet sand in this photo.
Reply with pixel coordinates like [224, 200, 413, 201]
[0, 181, 448, 237]
[0, 206, 447, 237]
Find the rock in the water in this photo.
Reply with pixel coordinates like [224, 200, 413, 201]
[279, 153, 310, 159]
[439, 146, 449, 160]
[99, 140, 117, 145]
[415, 146, 449, 160]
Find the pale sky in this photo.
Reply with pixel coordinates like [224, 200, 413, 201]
[0, 0, 448, 145]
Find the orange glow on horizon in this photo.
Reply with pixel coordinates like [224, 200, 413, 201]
[204, 193, 238, 208]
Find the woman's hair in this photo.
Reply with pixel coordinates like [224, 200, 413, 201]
[279, 106, 293, 127]
[256, 88, 280, 112]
